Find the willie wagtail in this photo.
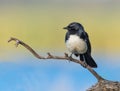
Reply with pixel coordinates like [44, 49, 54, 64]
[63, 22, 97, 68]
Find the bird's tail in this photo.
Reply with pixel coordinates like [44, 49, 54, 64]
[84, 53, 97, 68]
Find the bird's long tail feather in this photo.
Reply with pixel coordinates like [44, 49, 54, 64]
[84, 53, 97, 68]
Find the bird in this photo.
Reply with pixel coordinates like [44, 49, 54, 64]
[63, 22, 97, 68]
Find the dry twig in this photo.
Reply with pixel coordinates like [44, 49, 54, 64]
[8, 37, 104, 81]
[8, 37, 120, 91]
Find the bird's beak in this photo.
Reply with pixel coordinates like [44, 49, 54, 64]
[63, 26, 68, 30]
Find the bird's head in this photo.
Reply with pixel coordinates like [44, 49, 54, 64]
[63, 22, 84, 32]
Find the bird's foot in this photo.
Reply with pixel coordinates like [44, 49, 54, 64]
[68, 54, 73, 62]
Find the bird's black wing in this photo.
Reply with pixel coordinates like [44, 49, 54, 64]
[79, 32, 91, 54]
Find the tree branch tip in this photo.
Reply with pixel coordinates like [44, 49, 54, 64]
[8, 37, 19, 42]
[8, 37, 13, 42]
[8, 37, 21, 47]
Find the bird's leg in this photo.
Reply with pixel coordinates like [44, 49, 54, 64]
[68, 53, 73, 62]
[70, 53, 73, 58]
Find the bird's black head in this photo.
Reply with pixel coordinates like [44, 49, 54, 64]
[63, 22, 84, 33]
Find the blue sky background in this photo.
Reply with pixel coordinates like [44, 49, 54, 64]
[0, 52, 120, 91]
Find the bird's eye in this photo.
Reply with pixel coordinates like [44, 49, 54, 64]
[71, 27, 75, 30]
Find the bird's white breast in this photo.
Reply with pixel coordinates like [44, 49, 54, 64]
[66, 35, 87, 54]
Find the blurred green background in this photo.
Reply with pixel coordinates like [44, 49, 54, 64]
[0, 0, 120, 91]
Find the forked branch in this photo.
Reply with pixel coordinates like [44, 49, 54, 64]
[8, 37, 104, 81]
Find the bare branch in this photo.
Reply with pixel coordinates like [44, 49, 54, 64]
[8, 37, 120, 91]
[8, 37, 104, 81]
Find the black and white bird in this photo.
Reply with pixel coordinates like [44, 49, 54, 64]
[63, 22, 97, 68]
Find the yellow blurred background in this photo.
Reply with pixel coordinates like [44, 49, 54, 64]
[0, 0, 120, 57]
